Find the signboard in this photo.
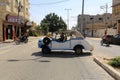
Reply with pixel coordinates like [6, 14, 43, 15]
[0, 2, 6, 6]
[6, 15, 24, 23]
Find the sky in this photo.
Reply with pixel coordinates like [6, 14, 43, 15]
[29, 0, 112, 29]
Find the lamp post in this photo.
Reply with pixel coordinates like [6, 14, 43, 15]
[65, 8, 71, 30]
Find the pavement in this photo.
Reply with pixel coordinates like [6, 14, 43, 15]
[0, 37, 120, 80]
[0, 41, 15, 49]
[88, 37, 120, 80]
[0, 36, 44, 49]
[94, 57, 120, 80]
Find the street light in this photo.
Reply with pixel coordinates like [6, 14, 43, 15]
[65, 8, 71, 30]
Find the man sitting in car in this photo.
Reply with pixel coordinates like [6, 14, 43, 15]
[59, 33, 65, 42]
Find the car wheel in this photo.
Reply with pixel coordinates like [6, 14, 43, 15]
[42, 45, 51, 54]
[74, 46, 83, 55]
[43, 37, 51, 45]
[24, 39, 28, 43]
[106, 43, 110, 47]
[16, 41, 20, 45]
[100, 40, 103, 46]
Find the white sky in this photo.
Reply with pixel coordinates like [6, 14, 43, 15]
[29, 0, 112, 29]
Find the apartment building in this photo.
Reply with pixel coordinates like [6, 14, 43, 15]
[0, 0, 29, 41]
[77, 13, 112, 37]
[112, 0, 120, 33]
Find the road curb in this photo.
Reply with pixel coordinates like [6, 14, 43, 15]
[94, 57, 120, 80]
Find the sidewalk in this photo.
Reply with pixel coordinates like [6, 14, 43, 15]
[94, 57, 120, 80]
[0, 36, 44, 49]
[0, 41, 15, 49]
[86, 37, 120, 79]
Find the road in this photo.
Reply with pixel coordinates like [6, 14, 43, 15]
[0, 37, 115, 80]
[86, 37, 120, 58]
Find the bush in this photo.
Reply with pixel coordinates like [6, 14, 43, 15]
[108, 57, 120, 68]
[33, 32, 39, 37]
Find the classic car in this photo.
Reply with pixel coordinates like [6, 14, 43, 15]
[38, 30, 93, 55]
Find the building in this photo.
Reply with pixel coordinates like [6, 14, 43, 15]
[0, 0, 30, 41]
[112, 0, 120, 33]
[77, 13, 112, 37]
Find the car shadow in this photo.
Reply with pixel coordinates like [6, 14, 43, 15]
[31, 51, 92, 58]
[101, 45, 112, 47]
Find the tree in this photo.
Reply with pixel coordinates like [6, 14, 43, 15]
[40, 13, 67, 33]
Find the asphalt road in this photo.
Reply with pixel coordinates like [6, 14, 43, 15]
[0, 37, 115, 80]
[86, 37, 120, 58]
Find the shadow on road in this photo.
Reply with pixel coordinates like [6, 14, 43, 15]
[5, 52, 92, 62]
[31, 51, 92, 58]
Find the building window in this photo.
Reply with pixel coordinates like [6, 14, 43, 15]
[108, 17, 110, 20]
[99, 18, 103, 20]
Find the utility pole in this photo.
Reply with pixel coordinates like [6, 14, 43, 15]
[81, 0, 85, 35]
[16, 1, 23, 38]
[65, 8, 71, 30]
[90, 17, 94, 37]
[100, 3, 108, 34]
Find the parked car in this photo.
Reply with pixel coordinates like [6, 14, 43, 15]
[38, 30, 93, 55]
[101, 34, 120, 46]
[100, 35, 113, 46]
[110, 34, 120, 45]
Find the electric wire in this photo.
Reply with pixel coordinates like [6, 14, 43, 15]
[30, 0, 70, 5]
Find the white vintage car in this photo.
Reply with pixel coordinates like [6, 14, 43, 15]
[38, 30, 93, 55]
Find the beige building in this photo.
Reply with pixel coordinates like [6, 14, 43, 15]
[77, 13, 112, 37]
[0, 0, 29, 41]
[112, 0, 120, 33]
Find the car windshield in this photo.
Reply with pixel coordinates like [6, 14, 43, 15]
[69, 30, 84, 38]
[52, 30, 84, 40]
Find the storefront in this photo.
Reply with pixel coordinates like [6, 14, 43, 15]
[3, 14, 24, 41]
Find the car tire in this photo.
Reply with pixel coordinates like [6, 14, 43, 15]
[74, 46, 83, 55]
[106, 42, 110, 47]
[24, 39, 28, 43]
[43, 37, 51, 45]
[16, 41, 20, 45]
[42, 45, 51, 54]
[100, 40, 103, 46]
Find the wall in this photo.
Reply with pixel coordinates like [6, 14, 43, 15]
[95, 28, 117, 37]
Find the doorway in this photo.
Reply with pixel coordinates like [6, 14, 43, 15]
[6, 25, 12, 39]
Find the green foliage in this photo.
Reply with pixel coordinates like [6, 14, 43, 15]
[108, 57, 120, 68]
[35, 25, 41, 31]
[29, 30, 39, 37]
[40, 13, 67, 33]
[33, 31, 39, 37]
